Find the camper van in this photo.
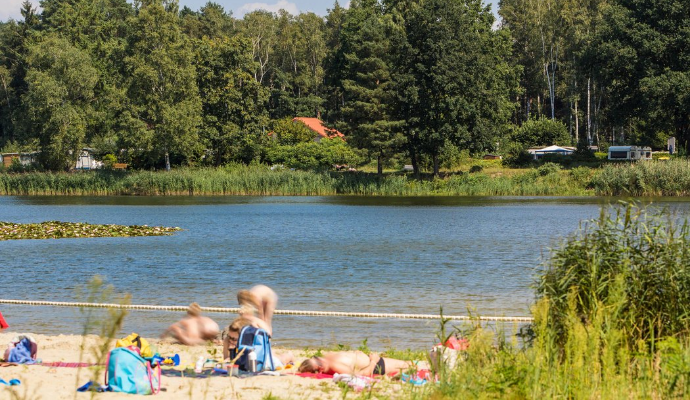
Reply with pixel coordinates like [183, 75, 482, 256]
[608, 146, 652, 161]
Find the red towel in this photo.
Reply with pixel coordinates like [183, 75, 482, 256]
[40, 362, 100, 368]
[0, 312, 8, 329]
[296, 372, 334, 379]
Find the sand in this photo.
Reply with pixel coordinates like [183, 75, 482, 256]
[0, 332, 406, 400]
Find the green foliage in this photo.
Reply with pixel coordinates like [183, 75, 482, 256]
[537, 203, 690, 348]
[512, 117, 570, 147]
[502, 142, 533, 168]
[536, 162, 561, 176]
[270, 118, 316, 145]
[591, 0, 690, 147]
[0, 163, 593, 196]
[592, 160, 690, 196]
[266, 138, 361, 170]
[101, 153, 117, 169]
[123, 0, 202, 168]
[390, 0, 518, 175]
[23, 35, 98, 171]
[469, 165, 483, 173]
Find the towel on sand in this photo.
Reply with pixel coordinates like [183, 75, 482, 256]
[6, 338, 37, 364]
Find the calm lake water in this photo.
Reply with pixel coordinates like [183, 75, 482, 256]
[1, 196, 688, 350]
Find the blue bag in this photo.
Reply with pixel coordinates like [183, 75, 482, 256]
[105, 347, 160, 395]
[236, 326, 274, 372]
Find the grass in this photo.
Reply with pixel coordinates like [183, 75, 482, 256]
[0, 162, 593, 196]
[592, 159, 690, 196]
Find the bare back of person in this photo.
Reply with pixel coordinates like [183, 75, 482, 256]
[301, 351, 424, 376]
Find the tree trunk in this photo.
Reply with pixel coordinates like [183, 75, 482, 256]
[433, 153, 439, 177]
[165, 150, 171, 172]
[410, 148, 419, 177]
[377, 150, 383, 177]
[587, 77, 591, 146]
[574, 100, 579, 145]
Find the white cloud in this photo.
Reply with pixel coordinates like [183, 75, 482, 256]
[0, 0, 40, 22]
[236, 1, 299, 17]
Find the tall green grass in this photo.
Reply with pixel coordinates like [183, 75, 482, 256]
[392, 203, 690, 399]
[593, 159, 690, 196]
[0, 163, 592, 196]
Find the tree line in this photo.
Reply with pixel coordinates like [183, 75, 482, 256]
[0, 0, 687, 173]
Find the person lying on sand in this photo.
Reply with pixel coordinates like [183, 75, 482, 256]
[222, 285, 293, 367]
[161, 303, 219, 345]
[298, 351, 426, 376]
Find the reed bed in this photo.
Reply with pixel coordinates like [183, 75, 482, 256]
[0, 163, 592, 196]
[593, 159, 690, 196]
[390, 203, 690, 399]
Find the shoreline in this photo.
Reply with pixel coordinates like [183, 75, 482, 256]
[0, 332, 363, 400]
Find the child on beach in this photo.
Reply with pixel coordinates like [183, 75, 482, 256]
[161, 303, 219, 345]
[298, 351, 425, 376]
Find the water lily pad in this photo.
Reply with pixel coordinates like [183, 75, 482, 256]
[0, 221, 182, 241]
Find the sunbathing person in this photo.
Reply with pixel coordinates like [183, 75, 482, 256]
[161, 303, 219, 345]
[222, 285, 293, 367]
[298, 351, 424, 376]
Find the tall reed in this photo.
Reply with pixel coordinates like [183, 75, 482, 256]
[592, 159, 690, 196]
[0, 164, 592, 196]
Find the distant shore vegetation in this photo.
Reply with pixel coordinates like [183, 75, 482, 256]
[0, 0, 687, 176]
[0, 158, 688, 197]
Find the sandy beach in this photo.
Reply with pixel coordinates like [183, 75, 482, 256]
[0, 332, 409, 400]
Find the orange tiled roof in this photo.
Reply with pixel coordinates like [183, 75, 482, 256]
[293, 117, 345, 139]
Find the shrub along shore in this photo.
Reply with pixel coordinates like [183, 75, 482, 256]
[3, 160, 690, 197]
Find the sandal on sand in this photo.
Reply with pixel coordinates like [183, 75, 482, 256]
[0, 378, 20, 386]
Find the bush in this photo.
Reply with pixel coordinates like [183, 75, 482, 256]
[536, 162, 561, 176]
[537, 203, 690, 348]
[265, 138, 361, 170]
[512, 117, 571, 147]
[502, 142, 533, 168]
[102, 154, 117, 169]
[469, 165, 483, 173]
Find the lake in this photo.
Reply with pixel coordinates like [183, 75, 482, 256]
[0, 196, 684, 350]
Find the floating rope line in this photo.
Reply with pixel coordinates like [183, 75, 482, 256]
[0, 299, 534, 323]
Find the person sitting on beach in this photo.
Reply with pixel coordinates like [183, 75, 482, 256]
[298, 351, 424, 376]
[222, 285, 293, 367]
[161, 302, 219, 345]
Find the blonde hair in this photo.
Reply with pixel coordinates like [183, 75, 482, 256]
[187, 302, 202, 317]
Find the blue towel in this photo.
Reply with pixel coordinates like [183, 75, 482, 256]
[7, 338, 35, 364]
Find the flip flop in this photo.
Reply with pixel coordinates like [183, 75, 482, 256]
[0, 378, 20, 386]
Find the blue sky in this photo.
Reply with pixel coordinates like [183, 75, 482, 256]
[2, 0, 499, 22]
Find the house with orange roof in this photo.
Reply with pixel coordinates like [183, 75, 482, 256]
[292, 117, 345, 142]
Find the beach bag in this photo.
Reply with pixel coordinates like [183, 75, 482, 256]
[429, 337, 468, 371]
[105, 347, 160, 395]
[116, 333, 154, 358]
[234, 326, 274, 372]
